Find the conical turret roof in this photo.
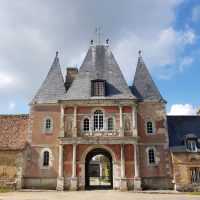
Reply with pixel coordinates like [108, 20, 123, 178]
[132, 54, 165, 102]
[31, 52, 66, 104]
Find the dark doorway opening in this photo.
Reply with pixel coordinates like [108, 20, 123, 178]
[85, 148, 113, 190]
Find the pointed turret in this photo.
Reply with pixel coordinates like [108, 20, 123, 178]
[62, 45, 136, 100]
[132, 51, 165, 102]
[31, 52, 66, 104]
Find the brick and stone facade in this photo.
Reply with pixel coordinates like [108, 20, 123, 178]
[0, 43, 199, 191]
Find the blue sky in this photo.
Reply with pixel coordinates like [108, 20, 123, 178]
[156, 0, 200, 114]
[0, 0, 199, 115]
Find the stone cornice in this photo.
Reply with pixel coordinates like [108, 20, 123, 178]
[59, 136, 137, 144]
[58, 99, 138, 107]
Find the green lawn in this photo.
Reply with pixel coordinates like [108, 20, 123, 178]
[0, 187, 13, 193]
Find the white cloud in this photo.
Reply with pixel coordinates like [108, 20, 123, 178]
[0, 0, 187, 113]
[8, 101, 16, 110]
[113, 27, 196, 82]
[168, 104, 197, 115]
[0, 72, 15, 89]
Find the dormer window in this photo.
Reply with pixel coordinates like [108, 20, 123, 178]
[91, 80, 106, 96]
[187, 139, 197, 152]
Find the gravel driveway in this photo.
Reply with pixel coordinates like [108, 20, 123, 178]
[0, 190, 199, 200]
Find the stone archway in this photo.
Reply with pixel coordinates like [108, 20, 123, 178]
[85, 148, 113, 190]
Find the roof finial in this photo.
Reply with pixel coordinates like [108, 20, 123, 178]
[90, 39, 94, 45]
[106, 38, 109, 45]
[56, 51, 59, 58]
[138, 50, 142, 57]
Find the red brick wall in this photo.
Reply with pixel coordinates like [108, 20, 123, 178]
[25, 105, 60, 178]
[31, 105, 60, 145]
[137, 102, 171, 178]
[63, 144, 134, 178]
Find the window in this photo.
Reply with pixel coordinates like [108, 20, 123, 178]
[83, 118, 90, 131]
[187, 140, 197, 152]
[91, 80, 106, 96]
[191, 168, 200, 184]
[94, 110, 104, 131]
[148, 148, 156, 164]
[44, 117, 53, 133]
[108, 118, 114, 131]
[43, 151, 49, 166]
[146, 121, 154, 134]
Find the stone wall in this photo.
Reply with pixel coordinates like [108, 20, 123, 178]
[0, 150, 25, 189]
[172, 152, 200, 191]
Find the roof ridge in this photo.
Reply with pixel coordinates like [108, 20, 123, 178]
[167, 115, 199, 117]
[0, 114, 29, 116]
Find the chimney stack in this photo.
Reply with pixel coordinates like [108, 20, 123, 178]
[65, 67, 78, 90]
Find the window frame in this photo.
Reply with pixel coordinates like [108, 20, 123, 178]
[91, 79, 106, 96]
[83, 117, 90, 132]
[40, 148, 53, 169]
[107, 117, 114, 131]
[186, 139, 197, 152]
[191, 167, 200, 184]
[43, 116, 53, 133]
[93, 110, 104, 131]
[146, 147, 157, 166]
[146, 120, 155, 135]
[43, 151, 50, 166]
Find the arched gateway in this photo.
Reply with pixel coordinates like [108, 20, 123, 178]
[85, 148, 113, 190]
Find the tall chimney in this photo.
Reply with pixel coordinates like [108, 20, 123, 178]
[65, 67, 78, 90]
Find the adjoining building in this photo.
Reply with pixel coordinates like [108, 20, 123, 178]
[168, 116, 200, 191]
[0, 115, 29, 189]
[0, 41, 199, 191]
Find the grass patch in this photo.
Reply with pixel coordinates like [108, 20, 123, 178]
[0, 187, 13, 193]
[188, 192, 200, 195]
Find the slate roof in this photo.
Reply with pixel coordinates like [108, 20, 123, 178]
[131, 55, 165, 102]
[167, 115, 200, 151]
[0, 114, 29, 150]
[62, 45, 136, 100]
[31, 52, 66, 104]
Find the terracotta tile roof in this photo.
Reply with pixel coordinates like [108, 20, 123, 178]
[0, 114, 29, 150]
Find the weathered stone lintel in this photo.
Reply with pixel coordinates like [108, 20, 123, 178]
[60, 136, 137, 145]
[59, 99, 137, 107]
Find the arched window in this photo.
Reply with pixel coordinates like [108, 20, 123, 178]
[44, 117, 53, 133]
[146, 121, 153, 134]
[108, 118, 114, 131]
[83, 118, 90, 131]
[43, 151, 50, 166]
[94, 110, 104, 131]
[148, 148, 156, 164]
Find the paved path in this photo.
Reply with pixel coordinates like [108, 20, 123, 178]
[0, 190, 199, 200]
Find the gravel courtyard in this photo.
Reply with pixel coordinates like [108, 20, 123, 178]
[0, 190, 199, 200]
